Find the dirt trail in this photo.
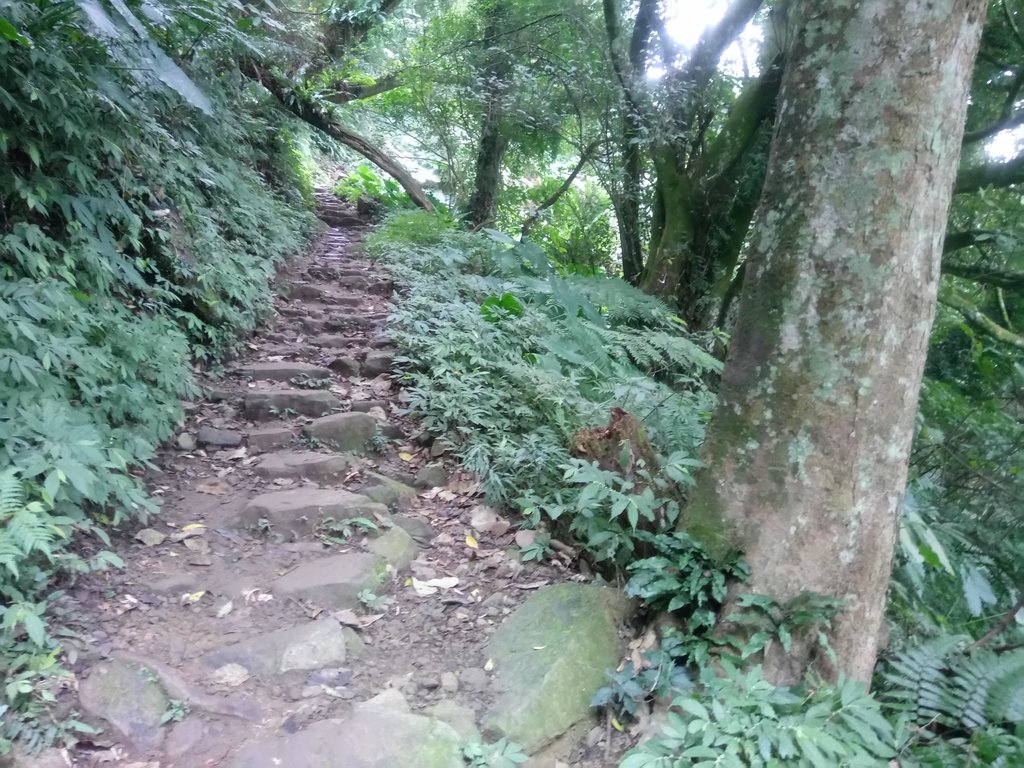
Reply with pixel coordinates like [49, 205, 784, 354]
[57, 191, 581, 767]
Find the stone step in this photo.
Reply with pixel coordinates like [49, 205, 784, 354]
[229, 690, 462, 768]
[237, 362, 332, 382]
[201, 619, 348, 677]
[244, 390, 340, 419]
[253, 451, 356, 482]
[304, 412, 377, 453]
[274, 552, 386, 608]
[246, 426, 294, 453]
[239, 487, 388, 536]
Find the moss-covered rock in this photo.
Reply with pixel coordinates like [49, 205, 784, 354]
[483, 583, 631, 753]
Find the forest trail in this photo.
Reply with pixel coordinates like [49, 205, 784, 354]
[46, 193, 628, 768]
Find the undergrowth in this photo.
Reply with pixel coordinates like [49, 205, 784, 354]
[367, 211, 719, 569]
[0, 0, 316, 751]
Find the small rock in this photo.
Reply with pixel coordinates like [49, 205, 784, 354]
[357, 474, 417, 510]
[469, 506, 501, 533]
[440, 672, 459, 693]
[460, 667, 489, 692]
[418, 675, 441, 691]
[362, 350, 395, 378]
[394, 515, 435, 547]
[429, 440, 447, 458]
[328, 357, 361, 376]
[135, 528, 166, 547]
[311, 334, 355, 349]
[210, 663, 251, 687]
[177, 433, 197, 451]
[197, 425, 244, 448]
[414, 464, 448, 489]
[428, 699, 479, 742]
[366, 527, 418, 571]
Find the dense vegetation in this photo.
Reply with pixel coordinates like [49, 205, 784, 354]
[3, 0, 1024, 764]
[0, 0, 318, 748]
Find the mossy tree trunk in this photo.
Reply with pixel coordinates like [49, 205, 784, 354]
[684, 0, 986, 684]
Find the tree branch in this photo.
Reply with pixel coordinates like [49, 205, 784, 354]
[673, 0, 763, 93]
[240, 62, 434, 211]
[962, 68, 1024, 145]
[955, 152, 1024, 194]
[943, 263, 1024, 290]
[519, 141, 600, 238]
[322, 74, 401, 104]
[966, 593, 1024, 652]
[938, 284, 1024, 349]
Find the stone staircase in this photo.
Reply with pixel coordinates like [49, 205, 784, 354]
[21, 192, 634, 768]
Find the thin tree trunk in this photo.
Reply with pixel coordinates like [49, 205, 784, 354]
[467, 2, 512, 228]
[684, 0, 986, 685]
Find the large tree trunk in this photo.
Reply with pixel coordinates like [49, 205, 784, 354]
[684, 0, 986, 685]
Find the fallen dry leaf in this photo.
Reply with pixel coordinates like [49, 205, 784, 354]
[196, 480, 231, 495]
[465, 532, 479, 549]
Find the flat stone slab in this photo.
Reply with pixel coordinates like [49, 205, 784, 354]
[237, 362, 332, 382]
[230, 690, 462, 768]
[201, 619, 346, 676]
[240, 488, 388, 537]
[324, 313, 374, 331]
[483, 584, 631, 753]
[244, 390, 340, 419]
[274, 553, 386, 608]
[253, 451, 356, 482]
[79, 658, 169, 751]
[197, 425, 244, 448]
[304, 412, 377, 453]
[311, 334, 357, 348]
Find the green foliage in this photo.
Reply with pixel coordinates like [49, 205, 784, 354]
[334, 163, 411, 207]
[367, 211, 718, 566]
[880, 637, 1024, 764]
[622, 665, 897, 768]
[462, 737, 529, 767]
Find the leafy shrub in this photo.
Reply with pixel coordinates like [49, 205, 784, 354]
[622, 665, 897, 768]
[334, 163, 412, 207]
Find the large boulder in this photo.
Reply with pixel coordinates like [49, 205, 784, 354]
[482, 584, 631, 753]
[229, 690, 462, 768]
[78, 658, 169, 751]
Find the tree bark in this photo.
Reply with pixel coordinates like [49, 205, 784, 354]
[683, 0, 986, 685]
